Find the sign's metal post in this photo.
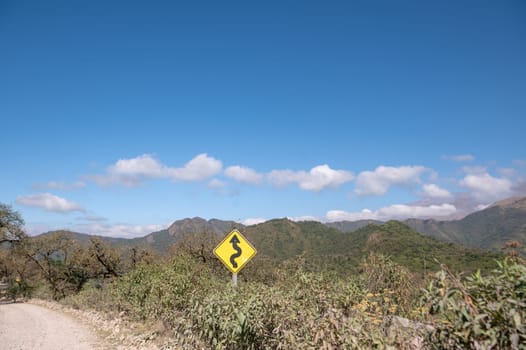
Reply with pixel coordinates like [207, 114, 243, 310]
[232, 273, 238, 287]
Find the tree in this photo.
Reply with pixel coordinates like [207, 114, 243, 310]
[0, 204, 31, 299]
[19, 231, 88, 299]
[128, 245, 157, 268]
[88, 237, 122, 278]
[0, 203, 26, 244]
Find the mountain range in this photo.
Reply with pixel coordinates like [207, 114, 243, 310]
[322, 197, 526, 255]
[242, 219, 500, 275]
[403, 196, 526, 253]
[127, 196, 526, 253]
[33, 196, 525, 274]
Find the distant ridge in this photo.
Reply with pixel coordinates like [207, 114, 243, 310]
[140, 217, 242, 251]
[403, 196, 526, 254]
[33, 196, 526, 258]
[325, 219, 383, 233]
[167, 217, 242, 237]
[34, 217, 242, 252]
[490, 196, 526, 210]
[241, 219, 499, 274]
[325, 196, 526, 255]
[31, 218, 500, 275]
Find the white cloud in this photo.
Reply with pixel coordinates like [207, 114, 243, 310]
[460, 173, 512, 201]
[512, 181, 526, 196]
[92, 174, 147, 187]
[86, 154, 165, 186]
[207, 178, 240, 197]
[24, 223, 54, 236]
[25, 218, 166, 238]
[326, 203, 457, 222]
[241, 217, 267, 226]
[169, 153, 222, 182]
[17, 193, 84, 213]
[33, 181, 86, 191]
[422, 184, 452, 199]
[86, 153, 222, 186]
[288, 215, 320, 222]
[225, 166, 264, 184]
[379, 203, 457, 219]
[475, 204, 490, 211]
[208, 178, 226, 189]
[462, 165, 487, 175]
[443, 154, 475, 162]
[268, 164, 354, 191]
[267, 169, 298, 187]
[74, 223, 166, 238]
[355, 165, 426, 196]
[497, 168, 517, 178]
[326, 209, 377, 221]
[109, 154, 165, 178]
[300, 165, 354, 191]
[77, 215, 108, 222]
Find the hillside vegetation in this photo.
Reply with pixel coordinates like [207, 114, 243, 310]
[242, 219, 500, 277]
[2, 203, 524, 349]
[33, 196, 526, 261]
[33, 218, 501, 278]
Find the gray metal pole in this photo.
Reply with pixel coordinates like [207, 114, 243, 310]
[232, 273, 238, 287]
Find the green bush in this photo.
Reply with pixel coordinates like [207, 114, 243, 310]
[360, 253, 418, 317]
[61, 280, 114, 311]
[61, 251, 427, 349]
[423, 258, 526, 349]
[109, 253, 217, 321]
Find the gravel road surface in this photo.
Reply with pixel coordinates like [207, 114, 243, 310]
[0, 302, 103, 350]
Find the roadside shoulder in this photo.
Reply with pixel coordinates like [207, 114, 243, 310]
[29, 299, 174, 350]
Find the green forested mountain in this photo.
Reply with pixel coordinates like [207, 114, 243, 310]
[167, 217, 242, 237]
[346, 220, 500, 273]
[324, 196, 526, 256]
[243, 219, 499, 275]
[137, 217, 242, 252]
[33, 218, 499, 276]
[404, 196, 526, 254]
[36, 218, 242, 252]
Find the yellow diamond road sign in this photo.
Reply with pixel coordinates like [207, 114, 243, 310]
[214, 229, 257, 274]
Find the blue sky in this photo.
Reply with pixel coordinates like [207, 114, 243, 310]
[1, 1, 525, 237]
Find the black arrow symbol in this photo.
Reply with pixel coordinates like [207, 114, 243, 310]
[229, 234, 242, 268]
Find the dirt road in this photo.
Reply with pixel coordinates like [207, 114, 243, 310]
[0, 302, 103, 350]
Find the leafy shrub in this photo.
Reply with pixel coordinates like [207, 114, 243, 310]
[360, 253, 418, 317]
[109, 253, 217, 321]
[423, 258, 526, 349]
[61, 280, 114, 311]
[61, 251, 427, 349]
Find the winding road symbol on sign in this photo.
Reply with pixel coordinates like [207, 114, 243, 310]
[214, 229, 257, 274]
[229, 234, 242, 268]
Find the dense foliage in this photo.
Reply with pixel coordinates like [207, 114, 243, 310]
[63, 252, 426, 349]
[423, 258, 526, 349]
[0, 204, 26, 244]
[58, 250, 525, 349]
